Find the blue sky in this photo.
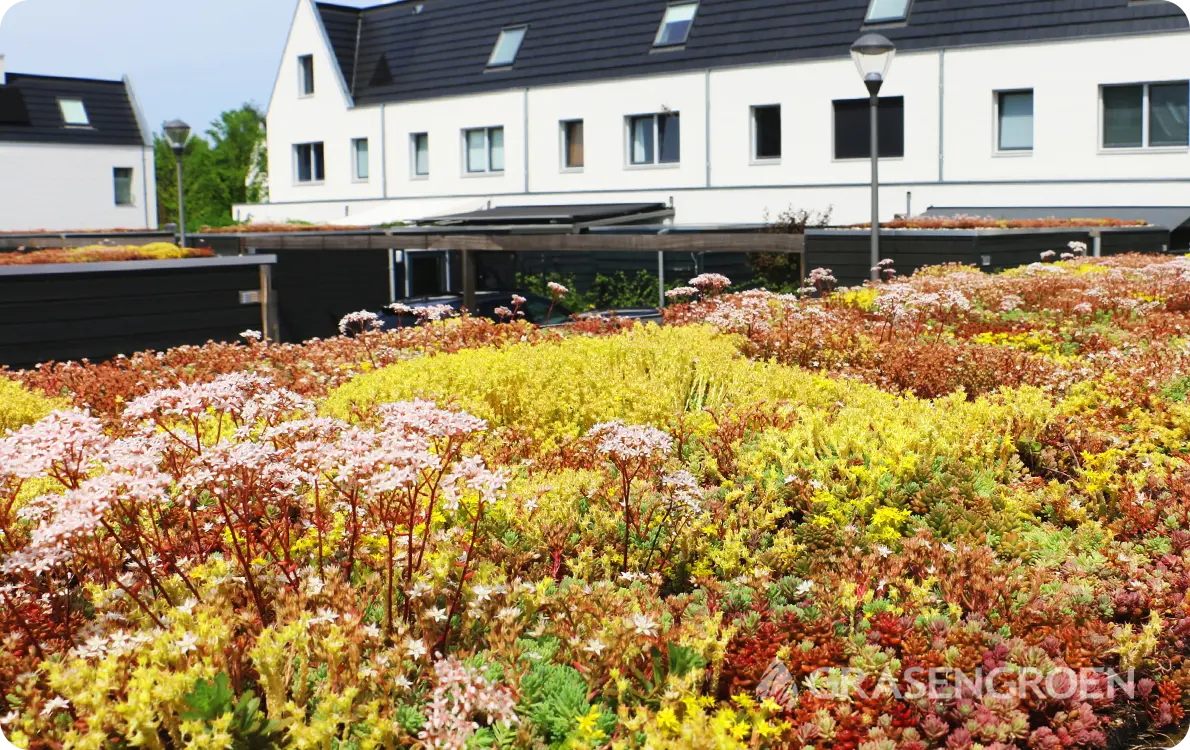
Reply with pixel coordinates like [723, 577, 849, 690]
[0, 0, 370, 140]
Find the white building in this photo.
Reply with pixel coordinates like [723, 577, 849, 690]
[238, 0, 1190, 230]
[0, 56, 157, 232]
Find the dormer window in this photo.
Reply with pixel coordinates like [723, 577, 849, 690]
[654, 3, 698, 48]
[298, 54, 315, 96]
[58, 98, 89, 126]
[488, 26, 527, 68]
[865, 0, 912, 24]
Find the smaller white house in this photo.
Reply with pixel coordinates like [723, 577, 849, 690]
[0, 55, 157, 232]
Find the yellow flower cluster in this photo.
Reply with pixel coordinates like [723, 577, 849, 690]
[0, 377, 65, 433]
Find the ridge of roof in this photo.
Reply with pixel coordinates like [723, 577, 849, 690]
[5, 72, 126, 86]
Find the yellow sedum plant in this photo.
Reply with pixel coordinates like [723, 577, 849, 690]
[324, 325, 853, 451]
[0, 377, 65, 434]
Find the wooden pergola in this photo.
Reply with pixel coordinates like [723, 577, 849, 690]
[229, 226, 805, 309]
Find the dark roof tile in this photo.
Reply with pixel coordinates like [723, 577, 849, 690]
[316, 0, 1187, 105]
[0, 74, 145, 147]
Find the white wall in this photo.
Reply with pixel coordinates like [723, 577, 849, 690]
[0, 143, 156, 231]
[251, 8, 1190, 227]
[265, 0, 383, 205]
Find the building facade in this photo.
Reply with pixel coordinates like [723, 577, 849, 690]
[239, 0, 1190, 227]
[0, 57, 157, 232]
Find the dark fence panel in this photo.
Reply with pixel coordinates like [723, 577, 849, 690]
[806, 227, 1172, 287]
[0, 257, 274, 368]
[1100, 228, 1170, 256]
[267, 248, 392, 343]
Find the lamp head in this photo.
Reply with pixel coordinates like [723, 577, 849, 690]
[850, 33, 897, 89]
[163, 119, 191, 153]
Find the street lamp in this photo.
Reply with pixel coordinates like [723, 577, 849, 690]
[850, 33, 896, 282]
[163, 119, 192, 248]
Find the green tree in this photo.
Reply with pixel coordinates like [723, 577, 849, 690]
[156, 104, 267, 232]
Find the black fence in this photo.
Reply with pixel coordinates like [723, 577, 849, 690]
[804, 227, 1172, 287]
[0, 256, 276, 368]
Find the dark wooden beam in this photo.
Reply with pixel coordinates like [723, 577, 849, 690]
[240, 232, 804, 254]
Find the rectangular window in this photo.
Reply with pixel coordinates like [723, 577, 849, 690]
[295, 142, 325, 183]
[298, 55, 315, 96]
[412, 133, 430, 176]
[562, 120, 584, 169]
[629, 113, 680, 165]
[464, 127, 505, 173]
[655, 3, 698, 47]
[113, 167, 133, 206]
[1104, 82, 1188, 148]
[865, 0, 912, 23]
[997, 90, 1034, 151]
[58, 98, 89, 126]
[752, 105, 782, 160]
[352, 138, 369, 180]
[488, 26, 527, 68]
[832, 97, 904, 159]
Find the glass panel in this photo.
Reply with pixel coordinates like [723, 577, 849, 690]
[565, 121, 584, 168]
[489, 128, 505, 171]
[414, 134, 430, 175]
[312, 143, 325, 181]
[296, 145, 312, 182]
[114, 168, 133, 205]
[833, 97, 904, 159]
[631, 116, 655, 164]
[754, 105, 782, 159]
[1103, 85, 1143, 148]
[659, 113, 681, 163]
[355, 139, 369, 179]
[488, 27, 527, 67]
[998, 91, 1033, 151]
[59, 99, 89, 126]
[466, 129, 487, 172]
[1150, 82, 1189, 147]
[655, 3, 698, 46]
[299, 55, 315, 95]
[866, 0, 911, 22]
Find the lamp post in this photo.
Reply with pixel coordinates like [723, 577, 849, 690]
[850, 34, 896, 282]
[163, 120, 192, 248]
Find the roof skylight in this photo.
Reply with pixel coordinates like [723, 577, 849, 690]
[58, 98, 89, 126]
[865, 0, 912, 24]
[488, 26, 527, 68]
[654, 3, 698, 48]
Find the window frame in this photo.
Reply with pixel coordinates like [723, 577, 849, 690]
[863, 0, 913, 25]
[654, 3, 698, 48]
[751, 104, 783, 163]
[411, 132, 430, 178]
[462, 126, 506, 175]
[58, 98, 90, 127]
[113, 167, 134, 206]
[994, 89, 1034, 155]
[294, 142, 326, 185]
[1100, 80, 1189, 151]
[487, 25, 528, 69]
[298, 55, 315, 97]
[831, 96, 905, 161]
[561, 119, 585, 171]
[626, 113, 681, 167]
[352, 138, 370, 182]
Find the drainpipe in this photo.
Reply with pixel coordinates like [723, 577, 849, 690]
[704, 69, 712, 188]
[938, 48, 945, 183]
[523, 88, 530, 194]
[381, 104, 389, 199]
